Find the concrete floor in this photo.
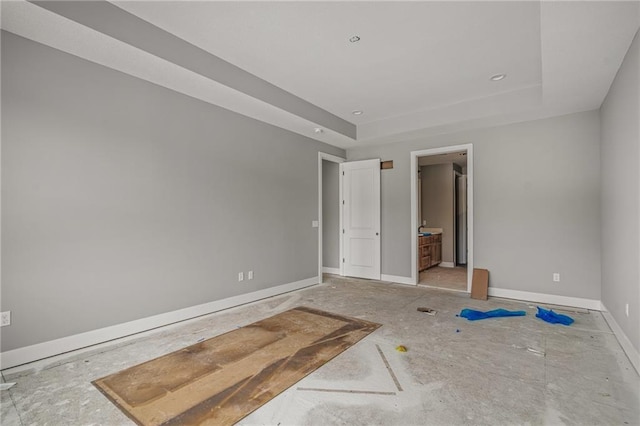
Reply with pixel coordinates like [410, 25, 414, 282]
[2, 275, 639, 425]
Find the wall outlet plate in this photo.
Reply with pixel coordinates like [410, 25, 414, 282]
[553, 273, 560, 282]
[238, 272, 244, 282]
[248, 271, 253, 280]
[1, 311, 11, 327]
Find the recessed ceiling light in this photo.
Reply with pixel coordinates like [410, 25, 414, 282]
[314, 127, 323, 134]
[490, 73, 507, 81]
[349, 35, 361, 43]
[352, 110, 363, 116]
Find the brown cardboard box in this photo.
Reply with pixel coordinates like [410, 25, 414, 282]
[471, 268, 489, 300]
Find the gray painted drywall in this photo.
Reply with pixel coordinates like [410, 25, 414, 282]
[322, 160, 340, 269]
[348, 110, 602, 301]
[32, 1, 355, 139]
[421, 164, 454, 263]
[0, 32, 345, 352]
[600, 29, 640, 353]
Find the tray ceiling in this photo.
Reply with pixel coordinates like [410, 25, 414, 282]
[2, 1, 639, 148]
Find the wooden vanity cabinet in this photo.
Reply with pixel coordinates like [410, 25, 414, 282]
[419, 236, 430, 271]
[419, 234, 442, 271]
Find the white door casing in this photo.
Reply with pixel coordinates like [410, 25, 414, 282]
[341, 159, 381, 280]
[318, 152, 346, 281]
[411, 144, 473, 290]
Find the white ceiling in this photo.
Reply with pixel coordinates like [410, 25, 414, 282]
[2, 1, 639, 149]
[114, 1, 543, 124]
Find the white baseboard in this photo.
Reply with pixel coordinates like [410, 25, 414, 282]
[487, 287, 602, 311]
[381, 274, 415, 286]
[0, 277, 319, 370]
[601, 303, 640, 376]
[439, 262, 455, 268]
[322, 267, 340, 275]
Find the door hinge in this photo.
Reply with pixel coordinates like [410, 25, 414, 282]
[342, 258, 345, 263]
[342, 229, 345, 234]
[342, 200, 345, 205]
[342, 171, 345, 175]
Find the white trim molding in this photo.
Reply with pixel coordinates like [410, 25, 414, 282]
[439, 262, 456, 268]
[381, 274, 415, 286]
[601, 303, 640, 376]
[488, 287, 602, 311]
[322, 267, 341, 275]
[0, 277, 319, 370]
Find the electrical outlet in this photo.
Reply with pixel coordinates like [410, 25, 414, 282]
[625, 303, 629, 317]
[1, 311, 11, 327]
[238, 272, 244, 282]
[248, 271, 253, 280]
[553, 273, 560, 282]
[312, 220, 319, 228]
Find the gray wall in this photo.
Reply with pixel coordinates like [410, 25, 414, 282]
[0, 32, 344, 352]
[348, 110, 602, 301]
[421, 164, 454, 263]
[600, 29, 639, 353]
[322, 160, 340, 269]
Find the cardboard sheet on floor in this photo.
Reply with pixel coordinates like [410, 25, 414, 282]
[92, 307, 380, 426]
[471, 268, 489, 300]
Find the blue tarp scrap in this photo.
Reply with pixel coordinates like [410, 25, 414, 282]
[535, 306, 574, 326]
[459, 308, 526, 321]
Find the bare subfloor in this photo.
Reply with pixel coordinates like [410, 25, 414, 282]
[2, 276, 639, 425]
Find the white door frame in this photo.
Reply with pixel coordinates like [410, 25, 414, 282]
[410, 144, 474, 291]
[318, 152, 346, 282]
[453, 169, 462, 266]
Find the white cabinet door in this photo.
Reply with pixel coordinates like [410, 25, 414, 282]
[341, 159, 380, 280]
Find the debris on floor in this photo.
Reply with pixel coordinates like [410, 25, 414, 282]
[535, 306, 574, 326]
[527, 347, 545, 356]
[460, 308, 526, 321]
[512, 344, 546, 357]
[395, 345, 407, 352]
[471, 268, 489, 300]
[417, 307, 437, 315]
[529, 303, 589, 315]
[0, 383, 16, 391]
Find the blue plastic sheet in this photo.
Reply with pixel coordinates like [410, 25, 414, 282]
[535, 306, 574, 326]
[460, 308, 526, 321]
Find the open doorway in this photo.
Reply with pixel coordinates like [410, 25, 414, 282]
[319, 153, 382, 283]
[410, 144, 473, 292]
[417, 154, 467, 291]
[318, 152, 345, 282]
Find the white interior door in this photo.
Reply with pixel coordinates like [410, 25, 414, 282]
[341, 159, 381, 280]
